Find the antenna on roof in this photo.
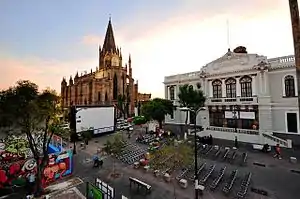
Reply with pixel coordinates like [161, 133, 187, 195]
[226, 19, 231, 50]
[109, 14, 111, 21]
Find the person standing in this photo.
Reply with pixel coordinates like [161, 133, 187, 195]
[28, 171, 36, 195]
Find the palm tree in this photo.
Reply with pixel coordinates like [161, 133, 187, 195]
[178, 84, 206, 134]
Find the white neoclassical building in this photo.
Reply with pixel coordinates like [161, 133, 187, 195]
[163, 47, 299, 148]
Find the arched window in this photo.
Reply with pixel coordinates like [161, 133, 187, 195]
[169, 86, 175, 100]
[240, 76, 252, 97]
[105, 92, 108, 102]
[284, 75, 295, 97]
[212, 80, 222, 98]
[98, 91, 101, 102]
[225, 78, 236, 98]
[113, 73, 118, 100]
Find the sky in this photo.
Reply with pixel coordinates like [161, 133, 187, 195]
[0, 0, 296, 98]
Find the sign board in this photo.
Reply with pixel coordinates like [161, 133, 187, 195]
[239, 111, 255, 119]
[224, 111, 238, 119]
[86, 182, 104, 199]
[95, 178, 114, 199]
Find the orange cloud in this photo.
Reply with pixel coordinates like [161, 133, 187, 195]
[0, 56, 97, 93]
[81, 35, 103, 46]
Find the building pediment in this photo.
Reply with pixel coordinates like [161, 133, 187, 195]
[201, 49, 267, 75]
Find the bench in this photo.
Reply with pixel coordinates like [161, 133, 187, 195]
[129, 177, 152, 194]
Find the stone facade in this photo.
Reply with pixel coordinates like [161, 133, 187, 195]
[61, 19, 151, 115]
[163, 47, 299, 145]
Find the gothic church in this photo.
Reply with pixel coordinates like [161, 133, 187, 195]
[61, 19, 151, 115]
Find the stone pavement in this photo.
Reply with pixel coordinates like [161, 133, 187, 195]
[49, 187, 85, 199]
[76, 132, 300, 199]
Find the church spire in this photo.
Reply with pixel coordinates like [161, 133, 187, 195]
[102, 17, 116, 53]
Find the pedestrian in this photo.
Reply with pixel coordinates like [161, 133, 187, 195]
[273, 144, 282, 159]
[28, 171, 36, 195]
[209, 134, 213, 145]
[93, 154, 100, 167]
[234, 136, 238, 148]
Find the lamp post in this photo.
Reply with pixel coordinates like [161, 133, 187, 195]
[179, 106, 206, 199]
[69, 106, 86, 155]
[289, 0, 300, 128]
[232, 105, 238, 134]
[232, 105, 238, 148]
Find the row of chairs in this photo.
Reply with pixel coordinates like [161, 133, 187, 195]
[237, 172, 252, 198]
[117, 143, 146, 164]
[199, 145, 248, 166]
[210, 166, 226, 190]
[199, 164, 216, 185]
[222, 169, 238, 195]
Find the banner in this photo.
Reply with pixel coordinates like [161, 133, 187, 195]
[86, 182, 104, 199]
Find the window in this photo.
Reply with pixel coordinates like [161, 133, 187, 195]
[169, 86, 175, 100]
[98, 92, 101, 102]
[241, 119, 253, 129]
[225, 78, 236, 98]
[240, 76, 252, 97]
[286, 112, 298, 133]
[170, 111, 174, 120]
[209, 111, 223, 127]
[190, 111, 196, 124]
[227, 119, 237, 128]
[212, 80, 222, 98]
[284, 75, 296, 97]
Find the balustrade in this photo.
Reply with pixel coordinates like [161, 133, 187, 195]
[207, 126, 259, 135]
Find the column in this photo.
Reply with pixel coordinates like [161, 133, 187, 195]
[203, 79, 207, 96]
[252, 75, 257, 96]
[165, 86, 168, 99]
[173, 85, 177, 100]
[264, 71, 270, 96]
[222, 79, 226, 97]
[236, 77, 241, 97]
[258, 72, 263, 96]
[167, 86, 170, 100]
[208, 82, 213, 97]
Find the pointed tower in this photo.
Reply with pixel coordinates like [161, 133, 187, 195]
[102, 18, 116, 53]
[99, 18, 119, 69]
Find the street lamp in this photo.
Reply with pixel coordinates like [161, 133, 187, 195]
[69, 106, 87, 155]
[179, 106, 206, 199]
[232, 105, 238, 148]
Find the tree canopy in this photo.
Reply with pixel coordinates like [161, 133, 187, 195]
[178, 84, 206, 131]
[141, 98, 174, 128]
[0, 80, 62, 196]
[178, 84, 206, 112]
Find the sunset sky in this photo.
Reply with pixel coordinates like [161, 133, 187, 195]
[0, 0, 296, 97]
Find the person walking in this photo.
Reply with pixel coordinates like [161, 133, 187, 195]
[274, 144, 282, 159]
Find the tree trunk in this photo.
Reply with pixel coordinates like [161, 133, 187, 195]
[34, 157, 45, 197]
[184, 111, 188, 134]
[158, 120, 163, 129]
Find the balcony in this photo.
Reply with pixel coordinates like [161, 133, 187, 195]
[207, 96, 258, 105]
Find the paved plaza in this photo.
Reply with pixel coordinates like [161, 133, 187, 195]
[72, 129, 300, 199]
[1, 128, 300, 199]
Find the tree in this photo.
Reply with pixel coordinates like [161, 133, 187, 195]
[150, 141, 193, 198]
[117, 94, 126, 118]
[141, 98, 174, 128]
[103, 133, 124, 178]
[178, 84, 206, 133]
[0, 80, 61, 196]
